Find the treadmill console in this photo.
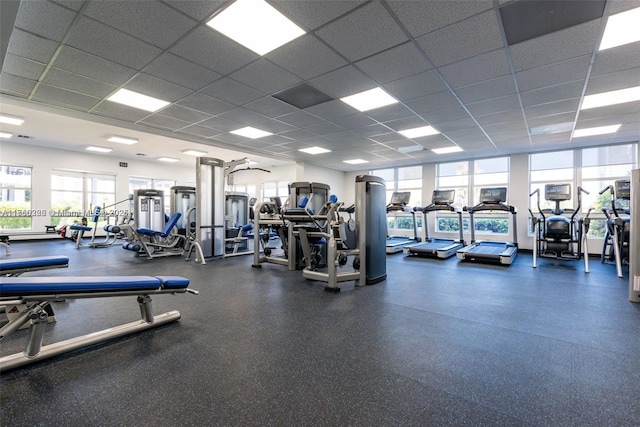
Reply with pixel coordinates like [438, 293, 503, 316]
[479, 187, 507, 203]
[389, 191, 411, 206]
[615, 180, 630, 199]
[545, 184, 571, 201]
[432, 190, 455, 204]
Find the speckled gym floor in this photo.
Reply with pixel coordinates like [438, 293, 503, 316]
[1, 239, 638, 426]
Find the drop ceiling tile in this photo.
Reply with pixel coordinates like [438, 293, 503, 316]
[252, 119, 295, 134]
[277, 111, 323, 127]
[527, 112, 576, 129]
[383, 70, 448, 101]
[139, 114, 191, 132]
[509, 20, 601, 72]
[585, 67, 640, 94]
[2, 54, 46, 80]
[315, 2, 408, 62]
[367, 104, 416, 123]
[309, 66, 376, 99]
[266, 35, 348, 80]
[516, 55, 591, 92]
[279, 128, 317, 141]
[531, 133, 572, 146]
[269, 0, 366, 31]
[305, 99, 359, 121]
[166, 0, 224, 21]
[369, 132, 404, 144]
[405, 91, 461, 115]
[125, 73, 193, 102]
[455, 75, 517, 103]
[170, 26, 258, 75]
[356, 42, 432, 84]
[435, 117, 479, 132]
[243, 97, 298, 118]
[386, 0, 493, 38]
[200, 78, 265, 106]
[423, 106, 472, 125]
[52, 46, 137, 86]
[520, 81, 584, 108]
[438, 49, 511, 88]
[475, 109, 524, 126]
[178, 124, 221, 138]
[592, 43, 640, 76]
[577, 102, 639, 121]
[466, 95, 521, 117]
[7, 29, 59, 63]
[330, 113, 377, 130]
[91, 101, 151, 122]
[352, 123, 392, 137]
[33, 83, 100, 111]
[229, 59, 301, 95]
[0, 73, 36, 96]
[177, 92, 235, 116]
[159, 104, 212, 123]
[84, 0, 196, 49]
[302, 121, 344, 136]
[198, 116, 243, 132]
[217, 108, 269, 126]
[417, 10, 504, 67]
[212, 133, 254, 145]
[524, 99, 580, 119]
[14, 0, 77, 42]
[42, 68, 116, 98]
[260, 134, 296, 145]
[145, 53, 221, 91]
[50, 1, 84, 12]
[66, 17, 162, 70]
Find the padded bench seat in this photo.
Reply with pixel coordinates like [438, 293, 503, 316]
[0, 256, 70, 276]
[0, 275, 189, 296]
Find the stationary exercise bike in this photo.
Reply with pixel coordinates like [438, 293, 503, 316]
[599, 179, 631, 278]
[529, 184, 592, 271]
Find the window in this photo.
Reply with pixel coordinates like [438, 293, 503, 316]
[371, 166, 423, 231]
[436, 157, 510, 235]
[580, 144, 636, 237]
[51, 171, 116, 227]
[0, 165, 32, 230]
[528, 143, 637, 237]
[261, 181, 289, 203]
[229, 184, 257, 199]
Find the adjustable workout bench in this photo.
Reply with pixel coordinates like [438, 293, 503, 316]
[0, 275, 197, 372]
[0, 255, 70, 277]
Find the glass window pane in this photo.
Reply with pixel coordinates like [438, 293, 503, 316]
[530, 151, 573, 170]
[0, 166, 32, 188]
[438, 175, 468, 187]
[397, 179, 422, 190]
[474, 157, 508, 173]
[530, 168, 573, 181]
[582, 164, 633, 179]
[438, 161, 468, 177]
[372, 168, 394, 181]
[397, 166, 421, 180]
[52, 174, 83, 191]
[474, 172, 508, 186]
[582, 144, 637, 167]
[474, 217, 509, 235]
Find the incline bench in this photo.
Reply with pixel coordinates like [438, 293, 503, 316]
[0, 255, 70, 277]
[0, 275, 197, 372]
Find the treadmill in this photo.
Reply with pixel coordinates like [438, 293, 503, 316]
[456, 187, 518, 265]
[406, 190, 465, 259]
[385, 191, 419, 254]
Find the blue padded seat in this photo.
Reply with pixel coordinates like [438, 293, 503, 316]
[104, 224, 121, 233]
[0, 276, 163, 296]
[0, 256, 69, 272]
[70, 225, 92, 231]
[137, 212, 181, 237]
[156, 276, 191, 289]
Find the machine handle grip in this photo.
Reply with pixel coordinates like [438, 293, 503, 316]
[529, 189, 539, 197]
[577, 186, 589, 195]
[598, 185, 613, 195]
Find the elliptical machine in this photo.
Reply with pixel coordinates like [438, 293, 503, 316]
[529, 184, 592, 272]
[599, 179, 631, 278]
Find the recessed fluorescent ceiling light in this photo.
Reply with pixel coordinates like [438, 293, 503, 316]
[158, 157, 179, 163]
[207, 0, 305, 56]
[107, 88, 170, 112]
[0, 114, 24, 125]
[0, 131, 13, 138]
[599, 7, 640, 50]
[432, 146, 463, 154]
[343, 159, 369, 165]
[398, 125, 439, 139]
[340, 88, 398, 112]
[529, 122, 574, 136]
[573, 124, 621, 138]
[230, 126, 273, 139]
[86, 146, 112, 153]
[299, 146, 331, 155]
[182, 149, 208, 156]
[107, 135, 139, 145]
[581, 86, 640, 110]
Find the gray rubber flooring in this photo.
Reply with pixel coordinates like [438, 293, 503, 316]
[1, 239, 638, 426]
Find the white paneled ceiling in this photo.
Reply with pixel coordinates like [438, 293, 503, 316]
[0, 0, 639, 171]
